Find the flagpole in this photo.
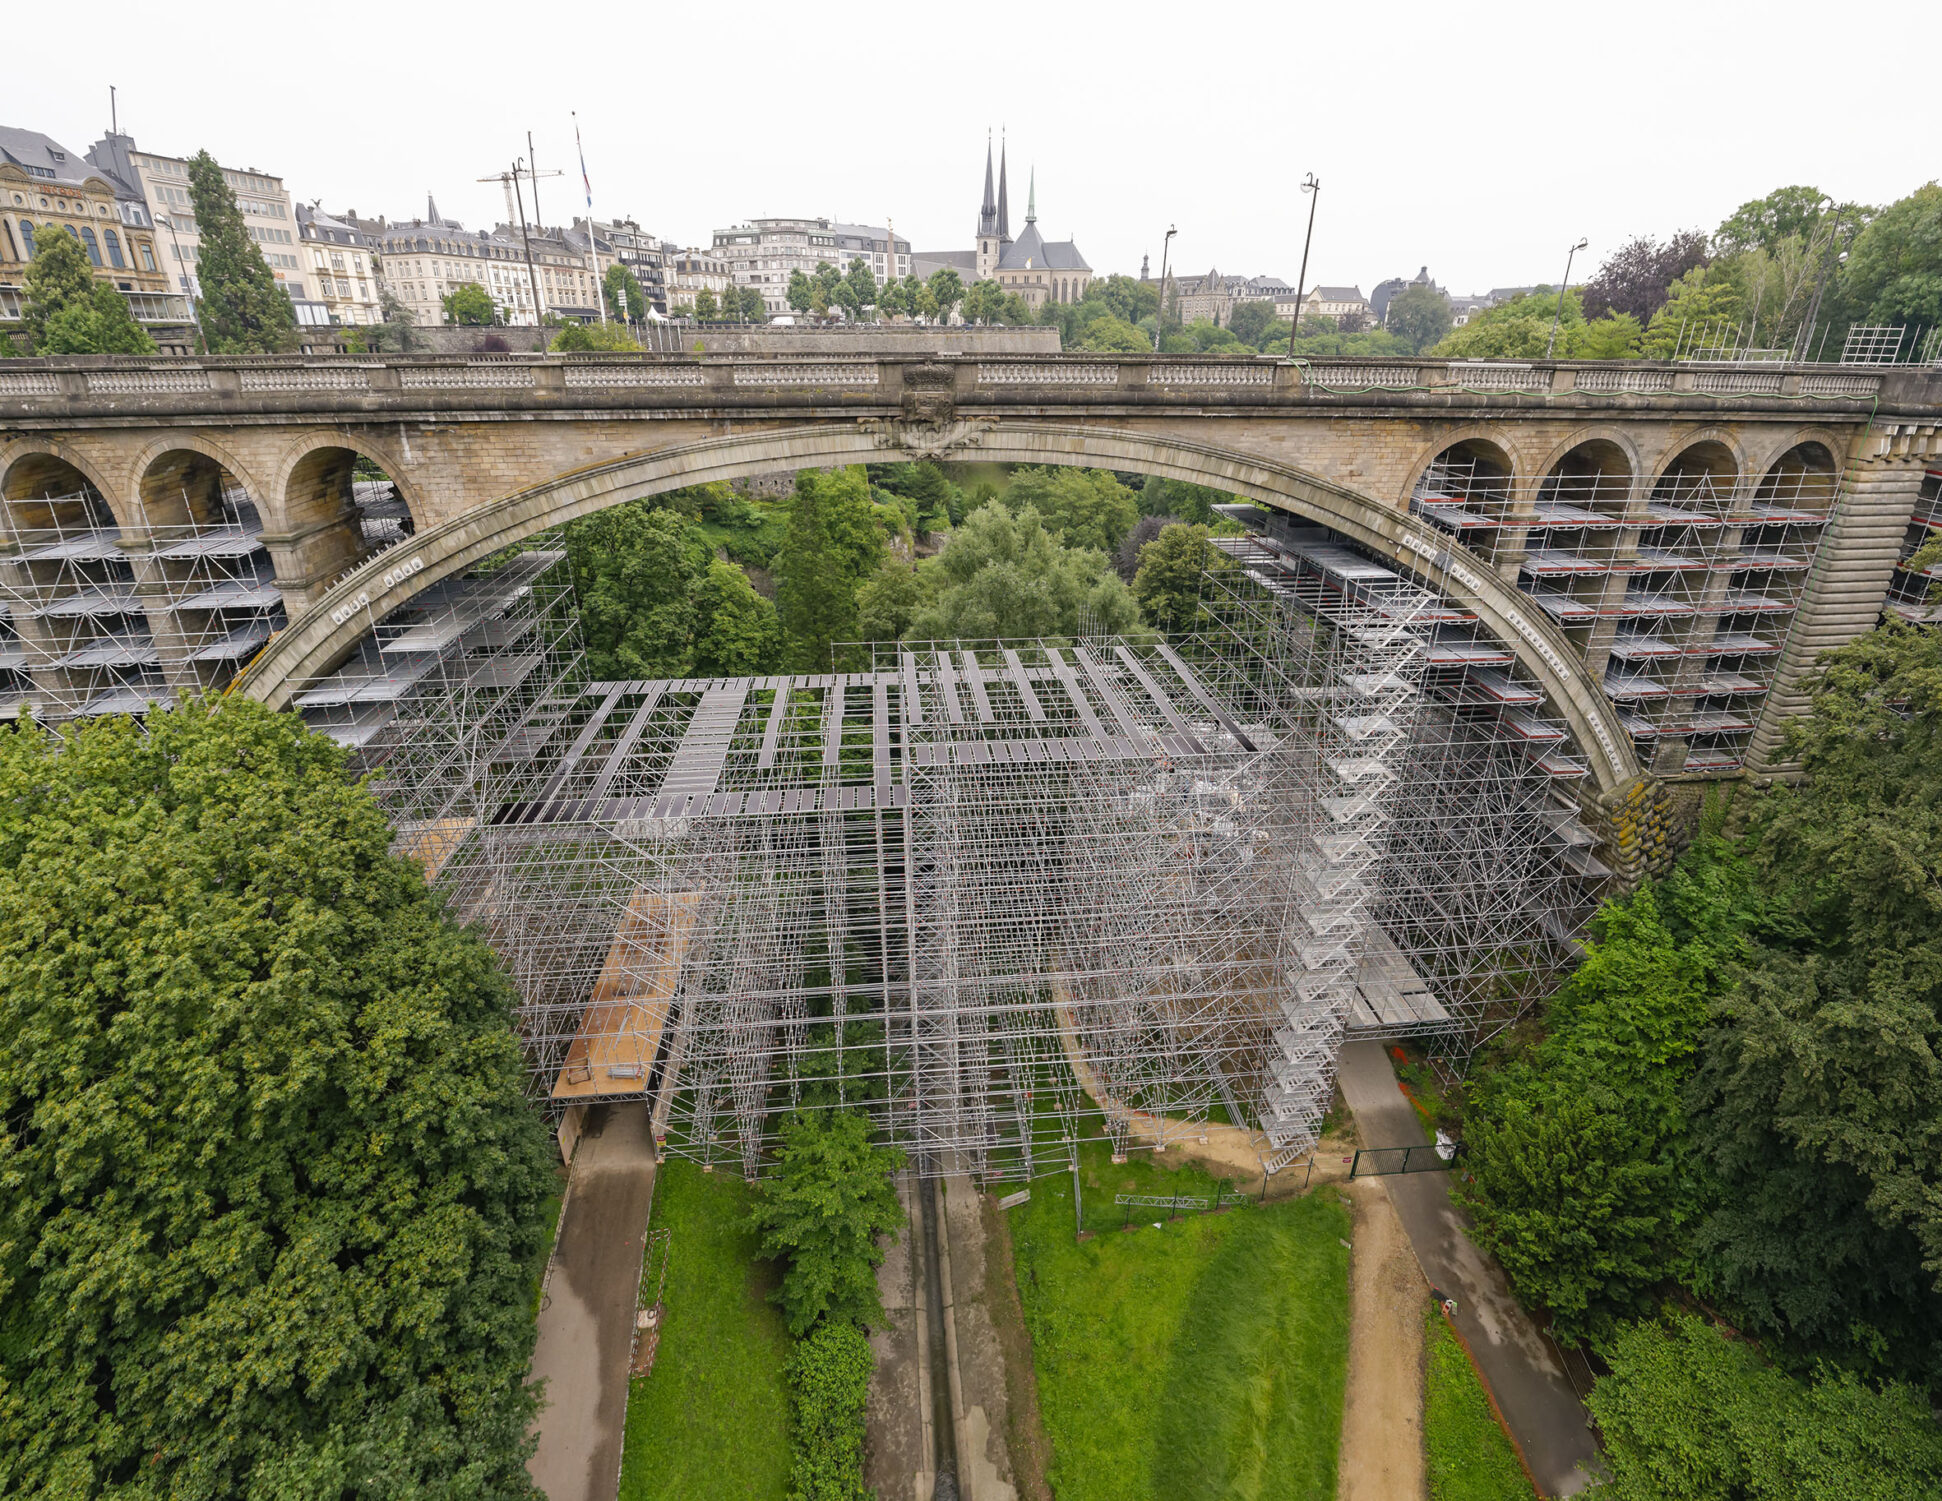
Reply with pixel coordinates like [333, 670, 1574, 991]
[574, 112, 607, 324]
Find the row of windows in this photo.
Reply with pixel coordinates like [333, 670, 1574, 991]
[8, 219, 155, 273]
[248, 225, 293, 245]
[9, 190, 112, 217]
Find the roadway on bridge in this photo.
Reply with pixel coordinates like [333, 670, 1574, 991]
[1336, 1041, 1599, 1496]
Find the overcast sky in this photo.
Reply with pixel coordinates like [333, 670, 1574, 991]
[13, 0, 1937, 297]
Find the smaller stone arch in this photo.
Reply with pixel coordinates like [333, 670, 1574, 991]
[0, 440, 132, 535]
[1528, 428, 1642, 507]
[1752, 436, 1842, 510]
[269, 432, 421, 606]
[135, 443, 265, 533]
[1647, 432, 1744, 509]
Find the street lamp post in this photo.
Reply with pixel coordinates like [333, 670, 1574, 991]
[1152, 225, 1177, 352]
[1545, 237, 1589, 360]
[156, 213, 205, 352]
[1290, 174, 1320, 347]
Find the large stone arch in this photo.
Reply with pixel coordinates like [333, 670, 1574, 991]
[267, 428, 422, 531]
[265, 429, 423, 603]
[237, 420, 1643, 793]
[1396, 425, 1535, 506]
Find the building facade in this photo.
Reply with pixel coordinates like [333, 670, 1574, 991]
[596, 217, 669, 315]
[664, 248, 730, 314]
[87, 133, 303, 304]
[295, 205, 381, 326]
[0, 126, 188, 338]
[362, 200, 601, 328]
[712, 218, 912, 316]
[1281, 284, 1370, 327]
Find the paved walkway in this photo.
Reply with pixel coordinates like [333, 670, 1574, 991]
[1335, 1041, 1598, 1497]
[528, 1102, 658, 1501]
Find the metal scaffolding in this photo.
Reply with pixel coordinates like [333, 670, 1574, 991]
[295, 523, 1596, 1181]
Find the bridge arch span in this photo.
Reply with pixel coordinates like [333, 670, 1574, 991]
[132, 437, 266, 531]
[236, 418, 1644, 793]
[1528, 429, 1643, 499]
[1, 440, 134, 533]
[1398, 428, 1530, 508]
[268, 430, 423, 600]
[1648, 430, 1747, 498]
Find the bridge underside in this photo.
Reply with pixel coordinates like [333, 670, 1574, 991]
[304, 535, 1600, 1179]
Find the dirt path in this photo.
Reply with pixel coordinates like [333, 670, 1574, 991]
[1338, 1178, 1428, 1501]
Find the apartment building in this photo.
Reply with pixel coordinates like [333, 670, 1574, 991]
[712, 217, 911, 315]
[295, 205, 381, 326]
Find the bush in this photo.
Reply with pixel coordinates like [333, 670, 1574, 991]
[786, 1321, 874, 1501]
[1588, 1313, 1942, 1500]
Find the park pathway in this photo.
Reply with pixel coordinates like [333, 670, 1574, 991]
[527, 1102, 658, 1501]
[1335, 1041, 1599, 1497]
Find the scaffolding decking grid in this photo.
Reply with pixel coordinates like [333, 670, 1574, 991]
[295, 524, 1594, 1180]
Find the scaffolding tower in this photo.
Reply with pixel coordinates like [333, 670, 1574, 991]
[287, 520, 1597, 1180]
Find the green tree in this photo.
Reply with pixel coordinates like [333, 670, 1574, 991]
[745, 1113, 903, 1337]
[1578, 312, 1645, 358]
[1089, 273, 1159, 326]
[550, 320, 642, 351]
[856, 559, 923, 641]
[602, 262, 649, 322]
[1587, 1313, 1942, 1501]
[1139, 476, 1233, 524]
[787, 268, 815, 314]
[1639, 267, 1744, 357]
[1004, 467, 1140, 552]
[926, 267, 964, 322]
[1225, 299, 1282, 348]
[185, 148, 297, 353]
[0, 701, 555, 1501]
[18, 224, 155, 355]
[840, 257, 876, 318]
[960, 278, 1004, 325]
[1385, 283, 1454, 352]
[565, 502, 712, 677]
[1078, 314, 1149, 352]
[1431, 288, 1581, 359]
[1839, 181, 1942, 328]
[1685, 619, 1942, 1380]
[907, 502, 1143, 642]
[443, 281, 499, 325]
[775, 468, 883, 670]
[692, 559, 781, 675]
[1460, 845, 1755, 1345]
[1131, 522, 1212, 632]
[1715, 185, 1841, 255]
[692, 286, 719, 320]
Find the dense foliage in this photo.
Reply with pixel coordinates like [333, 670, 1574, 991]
[442, 282, 498, 325]
[1587, 1314, 1942, 1500]
[566, 501, 781, 678]
[745, 1113, 903, 1338]
[774, 468, 886, 670]
[783, 1321, 873, 1501]
[0, 701, 556, 1500]
[185, 149, 297, 354]
[19, 225, 155, 354]
[907, 500, 1142, 642]
[1461, 621, 1942, 1393]
[1130, 523, 1213, 633]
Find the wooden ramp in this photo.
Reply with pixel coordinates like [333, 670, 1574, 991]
[394, 817, 476, 881]
[552, 891, 701, 1100]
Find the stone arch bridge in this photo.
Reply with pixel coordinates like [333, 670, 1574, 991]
[3, 350, 1938, 864]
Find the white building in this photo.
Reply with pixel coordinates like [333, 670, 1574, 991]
[295, 205, 381, 326]
[664, 248, 730, 314]
[361, 199, 600, 328]
[712, 217, 912, 315]
[86, 133, 304, 303]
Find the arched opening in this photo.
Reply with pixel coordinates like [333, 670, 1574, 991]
[1514, 439, 1638, 668]
[137, 449, 285, 698]
[2, 453, 161, 720]
[1411, 438, 1515, 563]
[279, 443, 413, 604]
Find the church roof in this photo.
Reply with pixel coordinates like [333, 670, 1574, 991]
[998, 221, 1089, 273]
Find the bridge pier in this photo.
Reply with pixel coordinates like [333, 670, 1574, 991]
[1746, 430, 1940, 775]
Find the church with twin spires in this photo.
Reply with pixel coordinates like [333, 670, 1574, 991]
[913, 135, 1092, 310]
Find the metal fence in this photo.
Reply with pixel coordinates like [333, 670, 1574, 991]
[1348, 1140, 1463, 1178]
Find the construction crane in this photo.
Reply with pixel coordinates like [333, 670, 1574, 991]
[476, 156, 562, 328]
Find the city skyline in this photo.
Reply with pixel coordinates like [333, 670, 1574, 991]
[12, 0, 1935, 301]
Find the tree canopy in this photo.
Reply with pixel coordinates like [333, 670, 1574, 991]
[1384, 283, 1454, 353]
[1002, 467, 1141, 553]
[774, 468, 887, 670]
[1580, 232, 1710, 324]
[185, 149, 297, 354]
[1130, 523, 1213, 633]
[18, 224, 154, 355]
[906, 501, 1142, 642]
[0, 701, 556, 1500]
[601, 262, 649, 322]
[443, 282, 498, 325]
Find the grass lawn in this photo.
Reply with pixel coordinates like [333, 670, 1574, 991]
[1424, 1306, 1534, 1501]
[618, 1160, 792, 1501]
[1009, 1138, 1351, 1501]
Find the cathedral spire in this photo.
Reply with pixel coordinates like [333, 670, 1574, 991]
[1026, 166, 1036, 224]
[997, 132, 1010, 242]
[978, 131, 997, 237]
